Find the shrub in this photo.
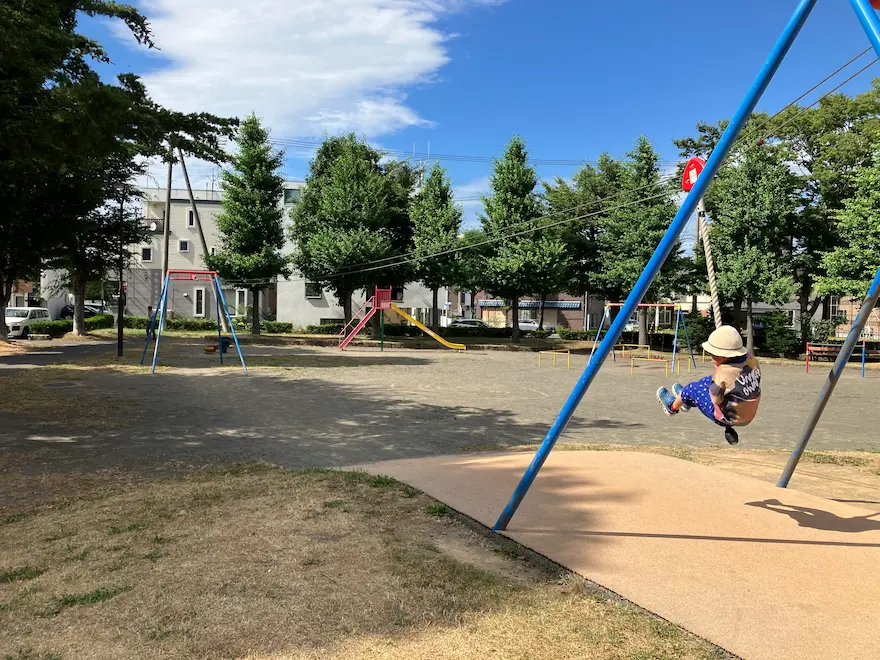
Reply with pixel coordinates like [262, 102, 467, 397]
[810, 316, 845, 343]
[124, 315, 150, 329]
[439, 326, 511, 338]
[29, 320, 72, 338]
[761, 312, 801, 356]
[683, 311, 712, 348]
[558, 328, 594, 341]
[523, 329, 553, 339]
[264, 321, 293, 334]
[166, 318, 218, 331]
[85, 313, 115, 330]
[303, 323, 345, 335]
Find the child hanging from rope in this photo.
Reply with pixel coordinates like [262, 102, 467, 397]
[656, 325, 761, 445]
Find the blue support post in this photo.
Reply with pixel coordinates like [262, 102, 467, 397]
[778, 266, 880, 487]
[492, 0, 818, 532]
[215, 277, 247, 373]
[679, 308, 697, 368]
[215, 283, 224, 365]
[149, 274, 171, 374]
[589, 306, 609, 364]
[140, 274, 169, 366]
[671, 309, 682, 373]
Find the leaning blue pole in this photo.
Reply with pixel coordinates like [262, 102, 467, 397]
[862, 342, 867, 379]
[215, 277, 247, 374]
[492, 0, 818, 532]
[778, 266, 880, 487]
[150, 274, 171, 375]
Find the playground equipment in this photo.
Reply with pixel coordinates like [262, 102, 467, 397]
[630, 356, 671, 377]
[805, 341, 879, 378]
[140, 270, 246, 375]
[589, 303, 696, 372]
[538, 350, 571, 369]
[339, 287, 466, 351]
[492, 0, 880, 531]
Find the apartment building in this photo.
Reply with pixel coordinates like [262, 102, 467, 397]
[132, 184, 451, 327]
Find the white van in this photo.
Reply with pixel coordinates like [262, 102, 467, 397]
[4, 307, 51, 338]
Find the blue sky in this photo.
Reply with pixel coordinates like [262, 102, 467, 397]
[84, 0, 879, 227]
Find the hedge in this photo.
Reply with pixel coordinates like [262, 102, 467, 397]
[28, 313, 114, 337]
[264, 321, 294, 334]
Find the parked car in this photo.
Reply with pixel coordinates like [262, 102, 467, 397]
[4, 307, 51, 338]
[516, 319, 555, 332]
[448, 318, 489, 329]
[59, 304, 102, 320]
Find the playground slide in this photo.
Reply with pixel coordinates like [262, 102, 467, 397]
[390, 304, 466, 351]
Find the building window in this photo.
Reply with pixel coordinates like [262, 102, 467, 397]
[194, 287, 205, 317]
[235, 289, 247, 316]
[141, 247, 153, 262]
[210, 246, 217, 256]
[305, 282, 322, 299]
[178, 240, 190, 253]
[187, 209, 195, 227]
[829, 296, 847, 322]
[391, 286, 404, 302]
[283, 188, 301, 204]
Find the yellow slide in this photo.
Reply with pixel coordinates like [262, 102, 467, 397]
[390, 303, 466, 351]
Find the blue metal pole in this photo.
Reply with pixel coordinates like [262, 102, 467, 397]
[215, 282, 224, 365]
[680, 307, 697, 368]
[852, 0, 880, 57]
[778, 266, 880, 487]
[492, 0, 818, 532]
[589, 306, 609, 364]
[150, 274, 170, 375]
[671, 309, 681, 373]
[215, 277, 247, 374]
[140, 275, 168, 365]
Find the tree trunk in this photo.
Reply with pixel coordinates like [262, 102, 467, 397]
[431, 287, 439, 332]
[746, 298, 754, 353]
[341, 291, 352, 323]
[250, 289, 261, 335]
[638, 307, 649, 347]
[691, 294, 698, 314]
[731, 297, 743, 329]
[511, 295, 521, 344]
[538, 294, 547, 331]
[0, 275, 11, 340]
[470, 290, 478, 319]
[73, 273, 87, 336]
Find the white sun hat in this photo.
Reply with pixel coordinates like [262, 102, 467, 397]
[702, 325, 748, 358]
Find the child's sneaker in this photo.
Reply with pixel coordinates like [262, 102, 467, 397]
[656, 387, 678, 416]
[672, 383, 690, 410]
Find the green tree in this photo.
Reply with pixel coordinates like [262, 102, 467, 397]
[815, 151, 880, 299]
[543, 153, 626, 312]
[480, 136, 542, 343]
[453, 229, 489, 320]
[594, 136, 685, 345]
[0, 1, 236, 338]
[707, 144, 799, 350]
[205, 115, 290, 335]
[290, 134, 416, 322]
[411, 163, 462, 330]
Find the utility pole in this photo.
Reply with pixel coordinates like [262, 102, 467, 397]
[117, 197, 125, 358]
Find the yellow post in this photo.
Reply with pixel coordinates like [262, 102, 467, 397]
[665, 360, 669, 378]
[553, 352, 558, 367]
[630, 357, 635, 375]
[567, 351, 571, 369]
[538, 352, 542, 367]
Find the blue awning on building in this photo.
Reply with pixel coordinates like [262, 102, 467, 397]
[478, 299, 581, 310]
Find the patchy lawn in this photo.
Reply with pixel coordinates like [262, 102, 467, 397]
[0, 340, 32, 357]
[0, 465, 729, 660]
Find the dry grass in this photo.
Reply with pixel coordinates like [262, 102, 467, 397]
[0, 465, 727, 660]
[0, 340, 32, 356]
[0, 366, 140, 430]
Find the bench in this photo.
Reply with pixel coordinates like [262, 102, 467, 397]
[28, 334, 51, 341]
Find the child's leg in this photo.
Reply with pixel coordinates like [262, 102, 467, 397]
[680, 376, 717, 422]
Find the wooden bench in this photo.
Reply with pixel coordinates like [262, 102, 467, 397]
[28, 334, 51, 341]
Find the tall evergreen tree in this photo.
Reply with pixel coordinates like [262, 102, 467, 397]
[205, 114, 290, 335]
[708, 143, 799, 350]
[290, 134, 416, 322]
[411, 163, 462, 330]
[595, 136, 685, 345]
[816, 151, 880, 300]
[480, 136, 542, 343]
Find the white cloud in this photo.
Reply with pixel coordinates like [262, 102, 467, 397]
[120, 0, 505, 139]
[453, 175, 490, 228]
